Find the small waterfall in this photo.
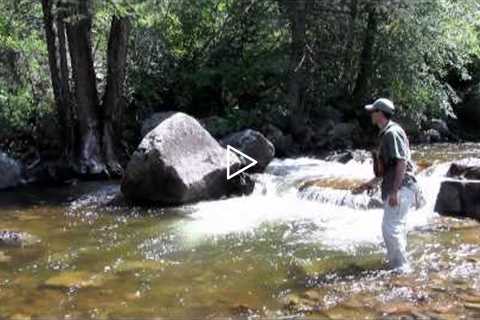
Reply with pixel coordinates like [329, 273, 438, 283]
[180, 156, 441, 252]
[68, 155, 450, 253]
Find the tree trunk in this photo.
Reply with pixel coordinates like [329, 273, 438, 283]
[65, 0, 105, 175]
[285, 0, 308, 135]
[352, 5, 377, 106]
[41, 0, 75, 162]
[102, 15, 130, 177]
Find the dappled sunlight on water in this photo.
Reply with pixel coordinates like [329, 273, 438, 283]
[0, 143, 480, 318]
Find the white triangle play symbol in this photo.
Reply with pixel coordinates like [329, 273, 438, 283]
[226, 145, 258, 180]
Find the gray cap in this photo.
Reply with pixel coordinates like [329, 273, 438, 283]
[364, 98, 395, 115]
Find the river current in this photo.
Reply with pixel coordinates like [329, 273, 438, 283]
[0, 143, 480, 319]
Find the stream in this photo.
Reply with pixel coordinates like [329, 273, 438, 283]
[1, 143, 480, 319]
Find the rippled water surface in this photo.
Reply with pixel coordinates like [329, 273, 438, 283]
[1, 143, 480, 319]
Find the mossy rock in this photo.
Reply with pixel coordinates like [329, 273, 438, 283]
[114, 259, 166, 273]
[43, 271, 114, 289]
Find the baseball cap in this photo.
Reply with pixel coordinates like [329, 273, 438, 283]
[364, 98, 395, 115]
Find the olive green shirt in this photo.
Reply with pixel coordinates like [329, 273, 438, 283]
[378, 121, 415, 200]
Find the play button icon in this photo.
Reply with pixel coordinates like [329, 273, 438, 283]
[226, 145, 258, 180]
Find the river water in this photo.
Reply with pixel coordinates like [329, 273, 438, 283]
[1, 143, 480, 319]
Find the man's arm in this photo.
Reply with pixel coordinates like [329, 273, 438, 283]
[388, 159, 406, 207]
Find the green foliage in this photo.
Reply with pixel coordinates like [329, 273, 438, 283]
[2, 0, 480, 145]
[372, 0, 480, 118]
[0, 0, 52, 136]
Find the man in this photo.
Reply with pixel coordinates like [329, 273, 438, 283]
[354, 98, 417, 273]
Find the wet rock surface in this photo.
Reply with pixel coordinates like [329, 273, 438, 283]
[298, 177, 383, 209]
[0, 231, 40, 247]
[435, 158, 480, 220]
[221, 129, 275, 172]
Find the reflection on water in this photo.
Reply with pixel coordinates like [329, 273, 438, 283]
[0, 143, 479, 319]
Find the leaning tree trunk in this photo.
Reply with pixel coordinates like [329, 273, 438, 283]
[65, 0, 105, 175]
[352, 5, 378, 106]
[101, 15, 130, 177]
[285, 0, 308, 136]
[41, 0, 76, 163]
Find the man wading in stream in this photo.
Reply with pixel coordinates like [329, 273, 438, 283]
[353, 98, 418, 274]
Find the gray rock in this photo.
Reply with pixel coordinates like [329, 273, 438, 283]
[425, 129, 442, 143]
[221, 129, 275, 172]
[122, 112, 254, 205]
[430, 119, 450, 137]
[435, 159, 480, 220]
[446, 158, 480, 179]
[0, 231, 40, 247]
[0, 151, 22, 190]
[262, 124, 293, 157]
[140, 112, 176, 137]
[434, 180, 480, 220]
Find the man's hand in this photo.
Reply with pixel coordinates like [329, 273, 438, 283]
[352, 181, 373, 194]
[388, 191, 399, 207]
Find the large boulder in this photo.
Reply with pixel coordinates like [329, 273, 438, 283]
[434, 159, 480, 220]
[122, 113, 254, 204]
[0, 151, 22, 190]
[221, 129, 275, 172]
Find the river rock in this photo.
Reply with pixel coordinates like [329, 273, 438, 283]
[298, 178, 382, 210]
[0, 251, 11, 262]
[446, 158, 480, 179]
[122, 112, 254, 204]
[425, 129, 443, 143]
[429, 118, 454, 141]
[0, 151, 22, 189]
[262, 124, 293, 157]
[221, 129, 275, 172]
[0, 231, 40, 247]
[43, 271, 113, 289]
[434, 159, 480, 220]
[434, 180, 480, 220]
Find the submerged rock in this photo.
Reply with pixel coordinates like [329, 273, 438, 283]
[0, 251, 11, 262]
[43, 271, 113, 289]
[0, 231, 40, 247]
[221, 129, 275, 172]
[435, 159, 480, 220]
[0, 151, 22, 189]
[122, 112, 254, 204]
[298, 178, 382, 210]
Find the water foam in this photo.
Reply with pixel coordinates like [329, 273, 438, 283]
[178, 157, 441, 252]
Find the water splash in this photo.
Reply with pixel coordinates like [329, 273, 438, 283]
[178, 157, 440, 253]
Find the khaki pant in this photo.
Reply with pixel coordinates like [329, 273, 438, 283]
[382, 186, 415, 270]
